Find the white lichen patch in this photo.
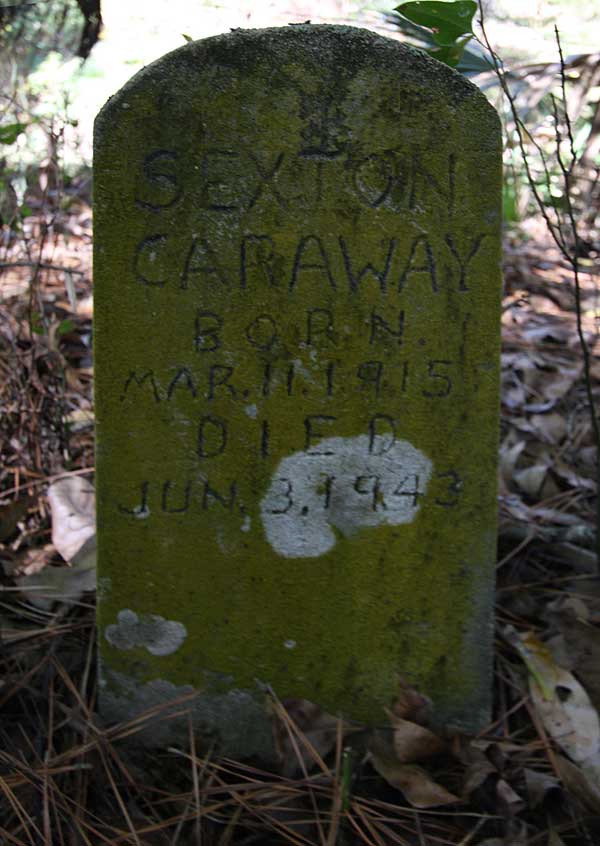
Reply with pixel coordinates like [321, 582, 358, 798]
[293, 358, 317, 383]
[105, 609, 187, 656]
[241, 515, 252, 533]
[260, 435, 432, 558]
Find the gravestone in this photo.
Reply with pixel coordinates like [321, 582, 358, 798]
[94, 24, 502, 753]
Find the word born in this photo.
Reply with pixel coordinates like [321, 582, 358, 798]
[193, 307, 406, 352]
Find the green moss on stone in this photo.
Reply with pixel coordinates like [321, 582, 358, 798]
[94, 25, 502, 748]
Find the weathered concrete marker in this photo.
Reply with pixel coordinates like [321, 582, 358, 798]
[94, 25, 502, 751]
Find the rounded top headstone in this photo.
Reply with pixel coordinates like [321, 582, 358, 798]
[94, 23, 502, 750]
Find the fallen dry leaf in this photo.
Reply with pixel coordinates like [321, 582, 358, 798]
[554, 753, 600, 815]
[541, 366, 581, 401]
[523, 767, 560, 808]
[47, 476, 96, 564]
[0, 496, 32, 542]
[389, 678, 432, 722]
[16, 477, 97, 608]
[17, 564, 96, 611]
[545, 594, 600, 712]
[531, 663, 599, 765]
[507, 626, 600, 807]
[64, 408, 95, 432]
[369, 730, 459, 809]
[529, 507, 581, 527]
[388, 716, 447, 763]
[499, 439, 526, 492]
[495, 777, 525, 816]
[514, 463, 550, 498]
[507, 627, 600, 762]
[529, 411, 567, 445]
[551, 458, 596, 491]
[15, 544, 54, 576]
[463, 758, 497, 799]
[370, 755, 460, 809]
[274, 699, 342, 777]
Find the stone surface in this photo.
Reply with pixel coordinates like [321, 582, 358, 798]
[94, 24, 502, 750]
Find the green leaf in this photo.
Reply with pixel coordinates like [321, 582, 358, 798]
[57, 319, 76, 337]
[31, 312, 45, 335]
[394, 1, 477, 47]
[429, 34, 474, 67]
[182, 33, 193, 42]
[503, 182, 520, 224]
[0, 122, 28, 145]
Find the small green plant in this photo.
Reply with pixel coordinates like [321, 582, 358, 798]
[393, 0, 484, 69]
[0, 121, 29, 145]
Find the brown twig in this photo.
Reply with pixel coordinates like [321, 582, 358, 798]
[0, 466, 95, 499]
[0, 261, 85, 275]
[477, 2, 600, 571]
